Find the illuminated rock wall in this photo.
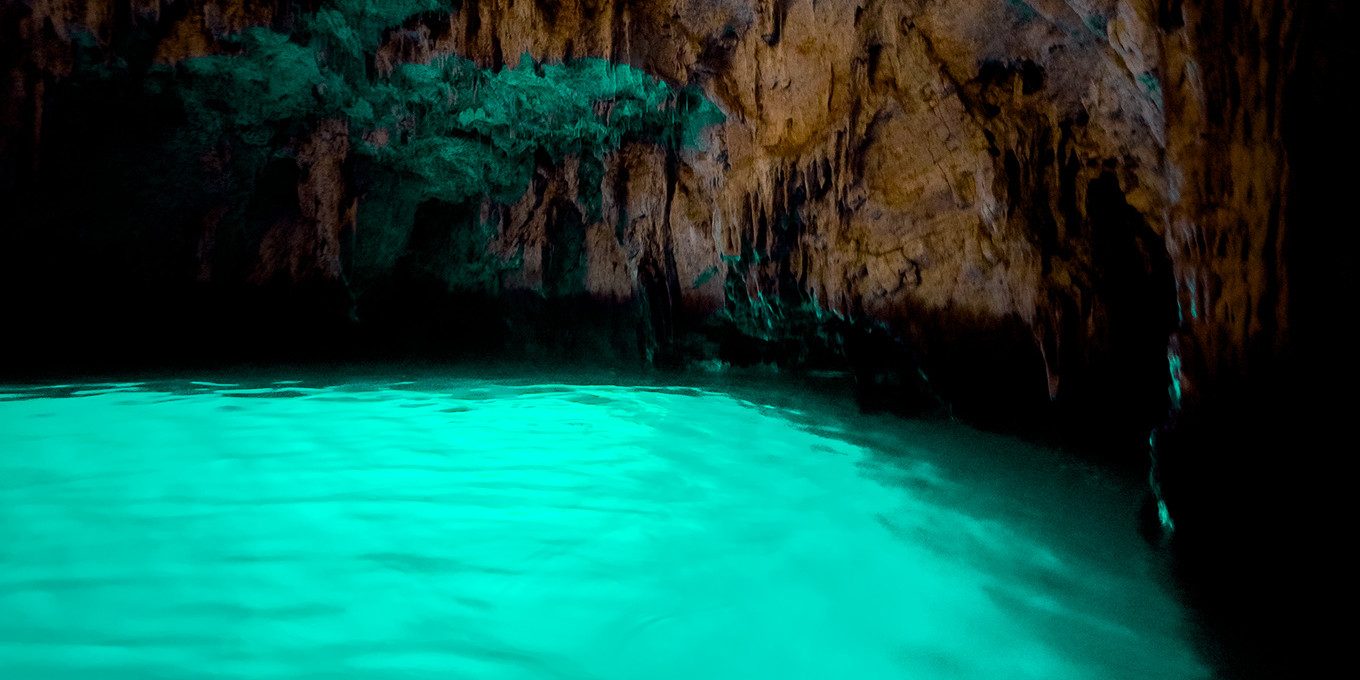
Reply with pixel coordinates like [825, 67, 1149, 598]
[0, 1, 1319, 450]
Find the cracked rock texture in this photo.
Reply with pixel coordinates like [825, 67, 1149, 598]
[1, 3, 1346, 674]
[0, 2, 1327, 471]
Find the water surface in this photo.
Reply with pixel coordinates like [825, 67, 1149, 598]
[0, 373, 1207, 679]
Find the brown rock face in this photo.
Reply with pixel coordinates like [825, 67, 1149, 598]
[0, 1, 1317, 464]
[248, 118, 356, 287]
[348, 1, 1300, 447]
[0, 2, 1342, 672]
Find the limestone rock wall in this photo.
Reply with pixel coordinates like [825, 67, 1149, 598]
[1, 7, 1336, 673]
[0, 0, 1306, 446]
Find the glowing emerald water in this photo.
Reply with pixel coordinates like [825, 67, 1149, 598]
[0, 374, 1206, 679]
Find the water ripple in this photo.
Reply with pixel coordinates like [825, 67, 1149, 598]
[0, 376, 1208, 680]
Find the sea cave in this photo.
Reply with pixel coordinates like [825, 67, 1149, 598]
[0, 1, 1343, 678]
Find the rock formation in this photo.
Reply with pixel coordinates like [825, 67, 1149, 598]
[1, 3, 1344, 673]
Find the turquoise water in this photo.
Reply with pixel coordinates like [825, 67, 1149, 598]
[0, 373, 1207, 679]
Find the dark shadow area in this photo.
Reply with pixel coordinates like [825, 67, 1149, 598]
[1153, 2, 1352, 677]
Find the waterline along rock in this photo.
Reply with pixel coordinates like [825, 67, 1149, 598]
[1, 3, 1344, 675]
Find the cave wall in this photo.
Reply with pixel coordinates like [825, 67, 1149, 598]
[0, 1, 1306, 448]
[1, 3, 1337, 673]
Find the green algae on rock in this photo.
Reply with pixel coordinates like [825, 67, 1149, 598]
[57, 0, 724, 286]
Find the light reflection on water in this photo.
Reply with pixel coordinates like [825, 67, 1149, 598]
[0, 375, 1207, 679]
